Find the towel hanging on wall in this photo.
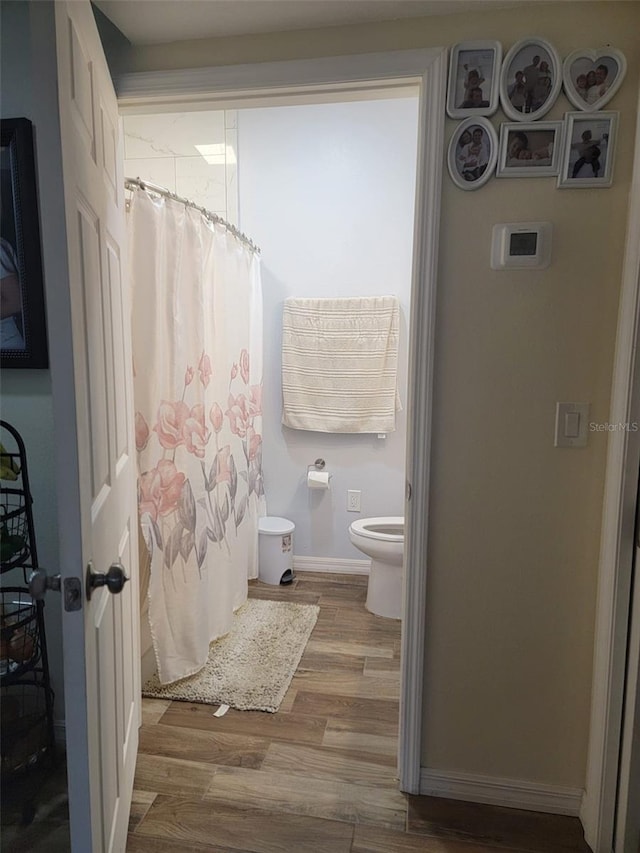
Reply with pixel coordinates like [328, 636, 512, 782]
[281, 295, 401, 433]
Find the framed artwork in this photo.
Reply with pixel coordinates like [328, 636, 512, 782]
[446, 40, 502, 119]
[447, 117, 499, 191]
[562, 48, 627, 111]
[496, 121, 564, 178]
[558, 112, 618, 188]
[1, 118, 48, 368]
[499, 37, 562, 122]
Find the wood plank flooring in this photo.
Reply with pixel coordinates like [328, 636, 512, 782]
[128, 572, 591, 853]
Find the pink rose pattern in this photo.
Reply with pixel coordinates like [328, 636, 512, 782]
[239, 348, 250, 384]
[198, 352, 212, 388]
[135, 412, 150, 452]
[209, 403, 223, 433]
[154, 400, 190, 450]
[139, 460, 186, 522]
[135, 349, 264, 574]
[182, 404, 210, 458]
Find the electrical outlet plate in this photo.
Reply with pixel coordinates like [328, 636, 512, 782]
[347, 490, 361, 512]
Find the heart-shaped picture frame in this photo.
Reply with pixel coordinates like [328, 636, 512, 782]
[563, 48, 627, 111]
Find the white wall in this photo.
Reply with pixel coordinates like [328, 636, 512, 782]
[237, 96, 419, 559]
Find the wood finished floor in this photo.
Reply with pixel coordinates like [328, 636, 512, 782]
[128, 572, 591, 853]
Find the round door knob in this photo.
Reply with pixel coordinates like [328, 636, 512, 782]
[28, 569, 61, 600]
[86, 562, 129, 600]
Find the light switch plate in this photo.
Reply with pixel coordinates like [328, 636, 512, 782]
[555, 402, 590, 447]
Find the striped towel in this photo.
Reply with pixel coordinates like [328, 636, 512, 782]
[281, 296, 401, 433]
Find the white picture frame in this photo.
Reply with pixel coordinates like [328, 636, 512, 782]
[499, 37, 562, 122]
[558, 111, 618, 188]
[496, 121, 564, 178]
[446, 40, 502, 119]
[447, 117, 499, 191]
[562, 48, 627, 111]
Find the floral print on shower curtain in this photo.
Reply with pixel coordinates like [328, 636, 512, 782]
[129, 188, 265, 684]
[135, 350, 264, 574]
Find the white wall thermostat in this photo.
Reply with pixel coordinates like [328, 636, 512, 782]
[490, 222, 552, 270]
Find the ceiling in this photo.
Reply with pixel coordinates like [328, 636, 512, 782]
[93, 0, 547, 46]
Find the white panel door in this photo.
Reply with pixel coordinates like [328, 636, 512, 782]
[54, 1, 140, 850]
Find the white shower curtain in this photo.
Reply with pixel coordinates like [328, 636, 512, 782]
[128, 188, 265, 684]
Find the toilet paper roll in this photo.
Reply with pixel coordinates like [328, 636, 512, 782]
[307, 470, 330, 490]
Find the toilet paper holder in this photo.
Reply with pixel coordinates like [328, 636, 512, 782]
[306, 458, 332, 488]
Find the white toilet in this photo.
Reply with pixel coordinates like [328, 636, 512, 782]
[348, 517, 404, 619]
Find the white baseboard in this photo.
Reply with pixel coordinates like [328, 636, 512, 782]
[420, 768, 583, 816]
[293, 556, 369, 575]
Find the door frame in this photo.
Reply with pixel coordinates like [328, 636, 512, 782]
[616, 496, 640, 851]
[117, 47, 448, 793]
[581, 87, 640, 851]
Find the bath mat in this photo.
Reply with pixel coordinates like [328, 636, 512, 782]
[141, 599, 319, 713]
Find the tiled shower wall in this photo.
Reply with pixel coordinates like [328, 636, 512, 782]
[123, 110, 238, 224]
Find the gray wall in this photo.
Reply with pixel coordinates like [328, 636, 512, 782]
[1, 0, 65, 723]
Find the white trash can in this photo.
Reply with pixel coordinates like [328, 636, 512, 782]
[258, 516, 295, 585]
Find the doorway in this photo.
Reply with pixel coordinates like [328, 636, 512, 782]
[614, 470, 640, 852]
[581, 88, 640, 853]
[123, 90, 420, 837]
[117, 48, 448, 798]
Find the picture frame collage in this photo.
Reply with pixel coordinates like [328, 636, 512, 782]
[446, 39, 625, 191]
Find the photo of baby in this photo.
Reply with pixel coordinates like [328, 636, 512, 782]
[497, 122, 562, 178]
[505, 129, 555, 167]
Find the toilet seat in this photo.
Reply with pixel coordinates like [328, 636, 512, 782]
[348, 516, 404, 618]
[349, 516, 403, 542]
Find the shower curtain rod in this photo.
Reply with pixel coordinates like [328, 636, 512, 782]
[124, 176, 261, 255]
